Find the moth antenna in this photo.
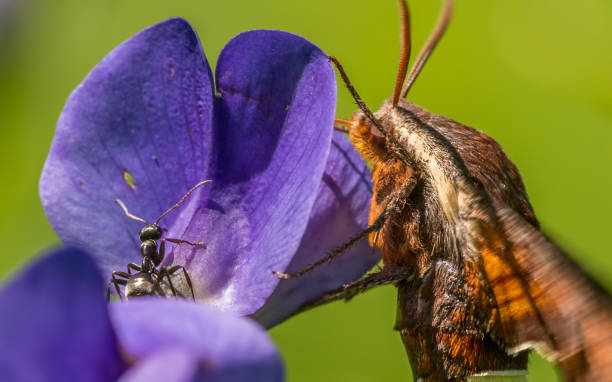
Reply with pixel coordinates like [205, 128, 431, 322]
[328, 56, 380, 133]
[400, 0, 454, 98]
[392, 0, 411, 108]
[329, 56, 411, 166]
[115, 199, 148, 224]
[155, 179, 212, 224]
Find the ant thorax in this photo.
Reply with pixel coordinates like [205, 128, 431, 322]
[106, 180, 211, 301]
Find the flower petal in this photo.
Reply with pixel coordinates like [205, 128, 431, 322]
[111, 299, 284, 382]
[117, 347, 198, 382]
[172, 30, 336, 314]
[0, 248, 124, 382]
[40, 18, 214, 276]
[252, 132, 379, 327]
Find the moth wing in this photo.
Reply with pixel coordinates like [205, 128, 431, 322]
[490, 206, 612, 381]
[462, 208, 558, 355]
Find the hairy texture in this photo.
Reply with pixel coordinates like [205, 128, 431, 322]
[349, 98, 612, 381]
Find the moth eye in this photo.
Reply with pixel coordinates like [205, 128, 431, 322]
[369, 127, 387, 152]
[370, 124, 384, 139]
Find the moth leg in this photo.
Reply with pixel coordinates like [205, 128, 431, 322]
[372, 231, 384, 272]
[166, 265, 196, 301]
[106, 271, 129, 301]
[273, 174, 417, 279]
[333, 119, 351, 133]
[293, 267, 414, 316]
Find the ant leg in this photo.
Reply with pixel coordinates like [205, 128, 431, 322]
[153, 267, 178, 297]
[106, 271, 129, 301]
[157, 238, 204, 266]
[127, 263, 141, 275]
[164, 238, 205, 246]
[158, 239, 166, 265]
[110, 278, 127, 301]
[105, 279, 118, 301]
[167, 265, 195, 301]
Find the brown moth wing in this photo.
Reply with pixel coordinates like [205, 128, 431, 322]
[404, 101, 612, 378]
[350, 101, 540, 378]
[400, 101, 612, 380]
[400, 101, 538, 227]
[496, 206, 612, 381]
[352, 99, 612, 380]
[396, 101, 559, 348]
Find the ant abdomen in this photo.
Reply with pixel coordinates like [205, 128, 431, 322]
[125, 272, 155, 298]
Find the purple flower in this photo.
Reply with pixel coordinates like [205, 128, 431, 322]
[39, 18, 376, 325]
[0, 247, 284, 382]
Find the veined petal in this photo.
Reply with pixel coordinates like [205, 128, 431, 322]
[111, 299, 284, 382]
[253, 132, 379, 327]
[172, 30, 337, 314]
[39, 18, 214, 276]
[117, 347, 198, 382]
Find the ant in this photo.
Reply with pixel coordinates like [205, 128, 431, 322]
[106, 180, 212, 301]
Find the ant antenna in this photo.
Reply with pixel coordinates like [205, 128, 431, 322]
[400, 0, 454, 98]
[115, 199, 148, 224]
[392, 0, 411, 108]
[155, 180, 212, 224]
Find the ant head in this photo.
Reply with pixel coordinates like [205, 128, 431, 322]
[139, 224, 163, 241]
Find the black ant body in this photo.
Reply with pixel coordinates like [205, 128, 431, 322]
[107, 180, 211, 301]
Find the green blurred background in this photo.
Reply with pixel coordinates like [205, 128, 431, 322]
[1, 0, 610, 380]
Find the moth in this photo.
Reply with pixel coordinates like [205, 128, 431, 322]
[276, 0, 612, 380]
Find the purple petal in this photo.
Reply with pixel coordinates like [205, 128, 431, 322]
[252, 132, 379, 327]
[40, 18, 214, 276]
[172, 30, 336, 314]
[0, 248, 124, 382]
[111, 299, 284, 382]
[118, 347, 198, 382]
